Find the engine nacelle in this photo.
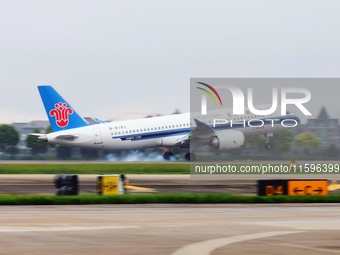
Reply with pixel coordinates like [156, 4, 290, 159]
[211, 131, 245, 150]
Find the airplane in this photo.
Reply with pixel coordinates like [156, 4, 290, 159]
[33, 85, 301, 161]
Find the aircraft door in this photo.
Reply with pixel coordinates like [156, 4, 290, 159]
[93, 127, 103, 144]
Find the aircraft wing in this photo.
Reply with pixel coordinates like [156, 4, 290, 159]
[174, 119, 215, 148]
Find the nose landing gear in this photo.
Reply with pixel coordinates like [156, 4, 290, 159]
[264, 133, 273, 149]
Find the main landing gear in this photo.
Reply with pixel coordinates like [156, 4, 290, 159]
[184, 152, 196, 162]
[264, 133, 273, 149]
[163, 151, 175, 160]
[162, 151, 196, 161]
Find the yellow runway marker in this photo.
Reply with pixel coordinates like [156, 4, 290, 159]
[328, 181, 340, 191]
[125, 185, 155, 192]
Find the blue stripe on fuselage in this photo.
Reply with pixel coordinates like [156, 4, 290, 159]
[111, 115, 300, 142]
[114, 128, 190, 141]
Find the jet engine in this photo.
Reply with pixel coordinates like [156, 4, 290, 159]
[211, 131, 245, 150]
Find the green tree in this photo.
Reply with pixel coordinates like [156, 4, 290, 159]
[26, 128, 48, 155]
[45, 125, 52, 134]
[0, 125, 19, 158]
[294, 131, 320, 151]
[245, 134, 265, 150]
[245, 131, 294, 151]
[6, 146, 18, 159]
[244, 130, 294, 158]
[271, 130, 294, 152]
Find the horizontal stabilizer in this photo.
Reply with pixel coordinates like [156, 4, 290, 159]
[55, 134, 78, 140]
[29, 133, 48, 141]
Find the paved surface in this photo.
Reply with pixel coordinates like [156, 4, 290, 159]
[0, 174, 257, 195]
[0, 204, 340, 255]
[1, 174, 340, 195]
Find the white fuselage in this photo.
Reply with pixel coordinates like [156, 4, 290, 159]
[46, 110, 300, 151]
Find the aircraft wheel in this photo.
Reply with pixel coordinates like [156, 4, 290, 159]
[185, 152, 196, 161]
[265, 143, 272, 149]
[163, 151, 175, 160]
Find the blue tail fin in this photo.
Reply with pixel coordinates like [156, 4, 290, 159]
[38, 85, 88, 132]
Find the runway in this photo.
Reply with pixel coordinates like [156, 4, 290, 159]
[0, 174, 255, 194]
[0, 204, 340, 254]
[1, 174, 340, 195]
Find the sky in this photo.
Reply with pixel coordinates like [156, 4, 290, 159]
[0, 0, 340, 124]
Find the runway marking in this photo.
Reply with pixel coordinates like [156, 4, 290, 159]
[171, 231, 303, 255]
[125, 185, 156, 191]
[0, 225, 139, 232]
[329, 181, 340, 191]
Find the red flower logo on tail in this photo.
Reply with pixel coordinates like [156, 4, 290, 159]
[49, 102, 73, 128]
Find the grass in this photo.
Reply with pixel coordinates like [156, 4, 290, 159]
[0, 163, 190, 174]
[1, 193, 340, 205]
[1, 162, 338, 175]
